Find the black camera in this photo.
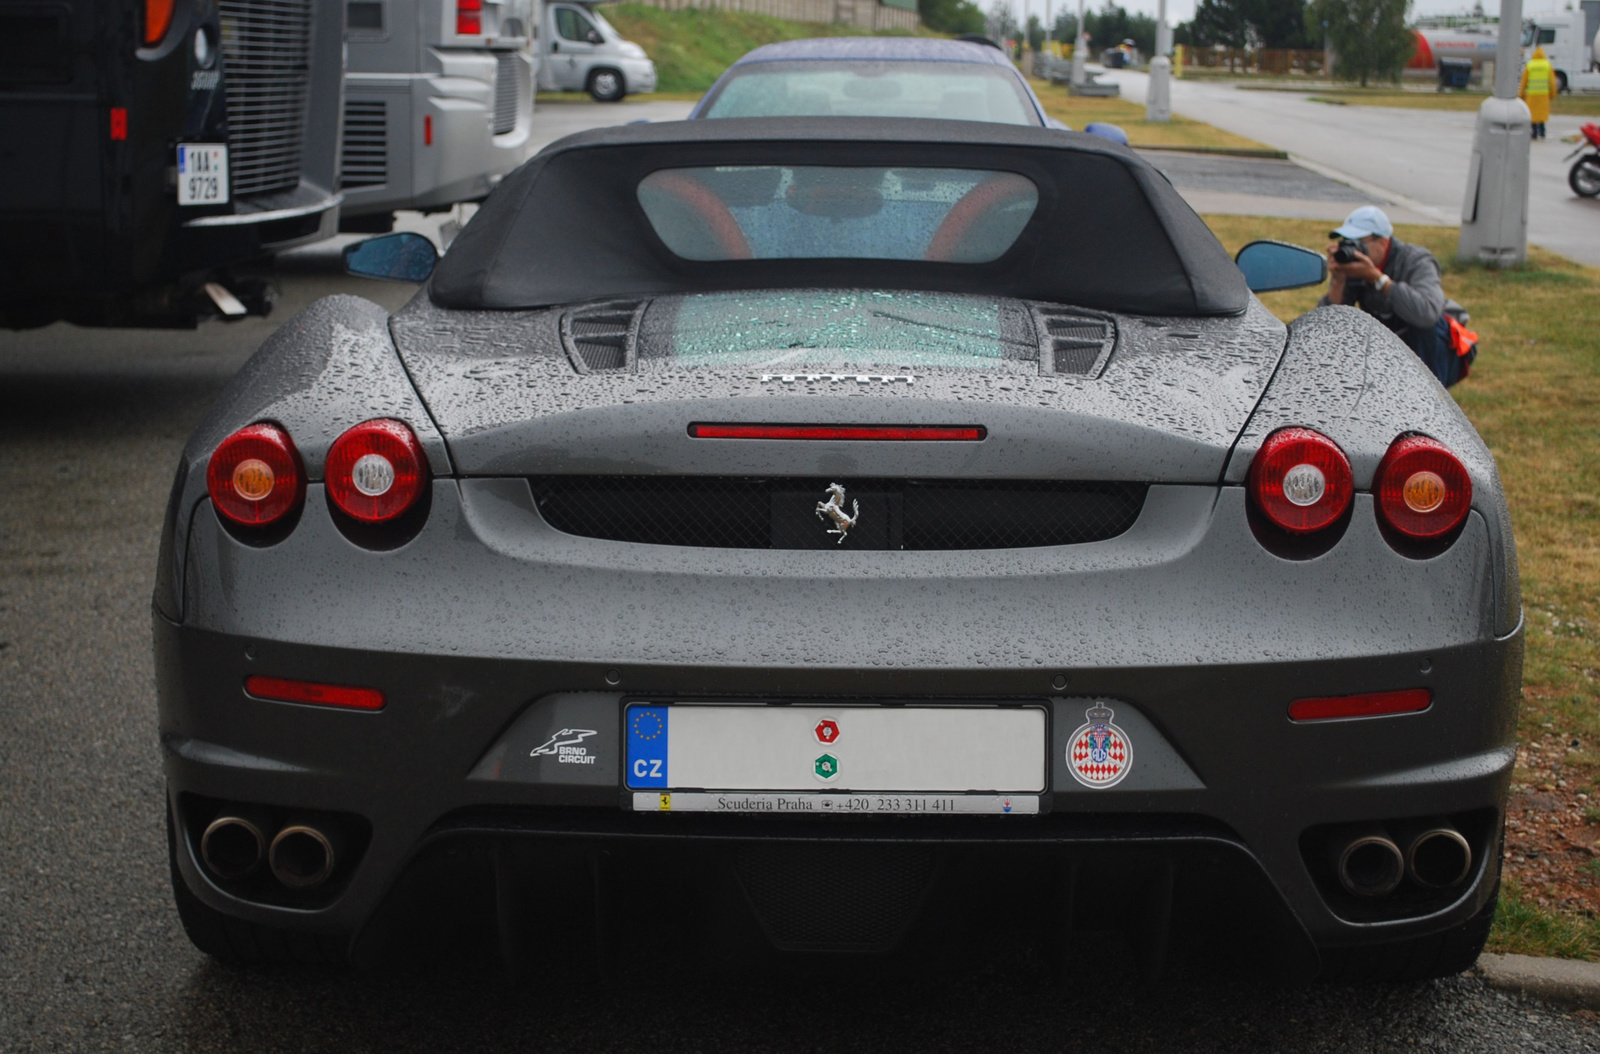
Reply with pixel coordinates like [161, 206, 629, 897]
[1333, 238, 1364, 264]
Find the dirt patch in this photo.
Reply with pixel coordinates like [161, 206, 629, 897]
[1504, 733, 1600, 918]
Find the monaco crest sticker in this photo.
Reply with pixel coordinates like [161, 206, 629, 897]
[1067, 703, 1132, 788]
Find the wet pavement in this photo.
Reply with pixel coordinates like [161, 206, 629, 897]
[1102, 68, 1600, 265]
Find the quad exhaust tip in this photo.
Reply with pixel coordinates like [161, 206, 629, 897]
[1336, 829, 1405, 898]
[269, 824, 339, 889]
[200, 815, 267, 880]
[1405, 825, 1473, 889]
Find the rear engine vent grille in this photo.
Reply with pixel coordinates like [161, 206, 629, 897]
[493, 52, 520, 135]
[561, 300, 645, 372]
[1032, 308, 1115, 376]
[736, 845, 937, 952]
[219, 0, 314, 197]
[340, 99, 388, 188]
[532, 477, 1147, 550]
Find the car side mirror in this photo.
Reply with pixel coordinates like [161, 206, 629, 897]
[1234, 239, 1327, 293]
[586, 28, 602, 44]
[343, 232, 438, 283]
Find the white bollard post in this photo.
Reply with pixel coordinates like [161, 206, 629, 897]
[1071, 0, 1086, 86]
[1457, 0, 1530, 267]
[1146, 0, 1171, 121]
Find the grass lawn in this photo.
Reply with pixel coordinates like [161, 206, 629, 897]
[1204, 215, 1600, 961]
[1030, 79, 1277, 152]
[1236, 84, 1600, 117]
[602, 3, 928, 94]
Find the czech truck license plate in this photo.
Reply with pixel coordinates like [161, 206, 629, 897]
[624, 703, 1045, 814]
[177, 144, 229, 205]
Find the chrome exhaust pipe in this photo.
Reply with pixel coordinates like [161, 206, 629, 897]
[1403, 823, 1473, 889]
[1334, 827, 1404, 897]
[200, 813, 267, 880]
[268, 821, 341, 889]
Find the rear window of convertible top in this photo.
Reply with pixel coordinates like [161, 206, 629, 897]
[636, 166, 1039, 264]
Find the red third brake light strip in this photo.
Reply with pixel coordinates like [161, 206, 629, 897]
[245, 676, 386, 711]
[1288, 688, 1432, 722]
[689, 424, 985, 441]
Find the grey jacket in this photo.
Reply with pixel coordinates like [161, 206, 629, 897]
[1317, 238, 1446, 333]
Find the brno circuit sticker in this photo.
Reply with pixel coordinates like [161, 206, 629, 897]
[1067, 703, 1132, 788]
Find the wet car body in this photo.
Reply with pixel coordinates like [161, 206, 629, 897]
[155, 119, 1521, 980]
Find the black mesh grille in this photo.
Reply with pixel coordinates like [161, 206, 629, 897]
[1032, 308, 1115, 376]
[561, 300, 644, 372]
[532, 477, 1146, 550]
[736, 845, 937, 951]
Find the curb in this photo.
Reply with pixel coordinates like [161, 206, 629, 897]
[1132, 144, 1290, 160]
[1476, 953, 1600, 1010]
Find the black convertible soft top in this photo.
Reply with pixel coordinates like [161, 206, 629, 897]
[430, 118, 1250, 318]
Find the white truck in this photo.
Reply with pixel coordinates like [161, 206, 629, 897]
[341, 0, 538, 231]
[1521, 2, 1600, 93]
[535, 1, 657, 101]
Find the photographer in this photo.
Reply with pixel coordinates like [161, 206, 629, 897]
[1317, 206, 1460, 386]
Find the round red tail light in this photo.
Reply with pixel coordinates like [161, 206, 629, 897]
[1375, 435, 1472, 539]
[325, 419, 429, 524]
[1248, 427, 1353, 534]
[206, 422, 305, 527]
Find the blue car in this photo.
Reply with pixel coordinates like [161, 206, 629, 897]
[689, 37, 1071, 130]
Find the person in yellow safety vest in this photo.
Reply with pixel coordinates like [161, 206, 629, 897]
[1520, 46, 1557, 141]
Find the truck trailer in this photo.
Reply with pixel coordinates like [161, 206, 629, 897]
[0, 0, 345, 327]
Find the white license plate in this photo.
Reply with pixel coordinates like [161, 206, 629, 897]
[177, 144, 229, 205]
[634, 792, 1039, 815]
[624, 704, 1046, 804]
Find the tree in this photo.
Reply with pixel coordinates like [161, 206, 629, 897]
[987, 0, 1020, 48]
[1304, 0, 1412, 86]
[1184, 0, 1309, 48]
[1027, 14, 1047, 51]
[1055, 4, 1156, 57]
[918, 0, 986, 35]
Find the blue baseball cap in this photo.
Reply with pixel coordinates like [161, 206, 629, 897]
[1330, 205, 1394, 240]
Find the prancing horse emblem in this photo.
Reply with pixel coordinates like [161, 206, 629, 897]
[815, 483, 860, 544]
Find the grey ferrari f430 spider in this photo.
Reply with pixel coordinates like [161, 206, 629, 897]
[155, 119, 1520, 982]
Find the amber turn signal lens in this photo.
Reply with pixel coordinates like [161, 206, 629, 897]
[144, 0, 174, 44]
[1375, 435, 1472, 540]
[207, 423, 305, 527]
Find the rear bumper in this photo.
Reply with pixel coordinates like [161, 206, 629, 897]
[156, 478, 1522, 955]
[341, 54, 532, 218]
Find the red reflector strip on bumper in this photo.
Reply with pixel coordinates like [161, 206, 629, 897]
[1288, 688, 1431, 722]
[244, 676, 385, 711]
[689, 424, 985, 441]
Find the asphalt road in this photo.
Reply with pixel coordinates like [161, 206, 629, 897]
[3, 100, 1600, 1052]
[1101, 69, 1600, 266]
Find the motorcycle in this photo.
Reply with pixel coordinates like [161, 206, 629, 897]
[1568, 121, 1600, 198]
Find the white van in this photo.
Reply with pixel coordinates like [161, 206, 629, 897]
[341, 0, 538, 231]
[536, 1, 657, 101]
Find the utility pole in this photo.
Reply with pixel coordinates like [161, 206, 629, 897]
[1071, 0, 1087, 85]
[1146, 0, 1171, 121]
[1457, 0, 1530, 266]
